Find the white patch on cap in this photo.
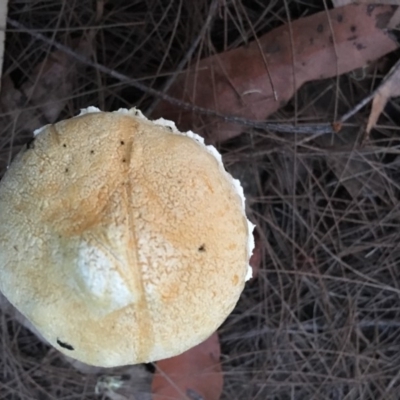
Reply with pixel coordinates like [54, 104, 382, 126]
[63, 107, 256, 281]
[115, 108, 146, 119]
[121, 107, 256, 281]
[33, 125, 49, 137]
[77, 106, 101, 116]
[76, 241, 135, 312]
[153, 117, 179, 131]
[245, 221, 256, 280]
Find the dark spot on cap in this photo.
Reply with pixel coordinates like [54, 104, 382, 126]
[347, 35, 358, 41]
[328, 35, 333, 44]
[90, 150, 94, 154]
[122, 158, 126, 163]
[198, 244, 206, 252]
[57, 338, 74, 351]
[65, 168, 69, 173]
[317, 24, 323, 33]
[337, 14, 343, 23]
[309, 37, 314, 45]
[120, 140, 125, 145]
[63, 144, 67, 148]
[350, 25, 357, 33]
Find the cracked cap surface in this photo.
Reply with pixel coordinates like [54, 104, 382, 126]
[0, 109, 252, 367]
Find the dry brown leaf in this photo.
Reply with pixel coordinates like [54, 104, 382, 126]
[366, 59, 400, 133]
[332, 1, 400, 29]
[0, 76, 42, 132]
[21, 39, 90, 122]
[0, 39, 90, 134]
[153, 4, 398, 143]
[388, 6, 400, 29]
[327, 152, 387, 199]
[332, 0, 400, 6]
[152, 333, 222, 400]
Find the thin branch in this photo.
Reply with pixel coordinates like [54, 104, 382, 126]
[339, 57, 400, 124]
[146, 0, 220, 115]
[6, 17, 335, 136]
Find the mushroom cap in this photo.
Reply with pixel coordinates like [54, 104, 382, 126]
[0, 108, 253, 367]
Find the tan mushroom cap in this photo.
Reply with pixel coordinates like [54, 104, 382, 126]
[0, 108, 253, 367]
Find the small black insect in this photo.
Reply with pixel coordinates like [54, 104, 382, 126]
[57, 338, 74, 351]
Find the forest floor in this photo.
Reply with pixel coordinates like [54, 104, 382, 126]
[2, 1, 400, 399]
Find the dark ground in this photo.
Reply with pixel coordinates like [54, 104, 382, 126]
[2, 1, 400, 399]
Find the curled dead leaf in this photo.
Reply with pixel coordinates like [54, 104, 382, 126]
[21, 39, 90, 123]
[153, 4, 398, 143]
[327, 151, 387, 199]
[366, 58, 400, 134]
[0, 38, 90, 135]
[152, 333, 222, 400]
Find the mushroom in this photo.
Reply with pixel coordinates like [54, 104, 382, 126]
[0, 107, 254, 367]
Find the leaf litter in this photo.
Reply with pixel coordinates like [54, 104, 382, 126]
[2, 1, 400, 400]
[367, 58, 400, 134]
[152, 333, 223, 400]
[152, 4, 398, 143]
[0, 37, 90, 171]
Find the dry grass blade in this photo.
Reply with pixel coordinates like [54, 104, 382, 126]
[152, 333, 223, 400]
[0, 0, 7, 91]
[2, 1, 400, 400]
[153, 4, 398, 143]
[367, 58, 400, 134]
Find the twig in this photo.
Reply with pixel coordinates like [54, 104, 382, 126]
[6, 17, 335, 136]
[224, 320, 400, 341]
[339, 57, 400, 124]
[0, 0, 9, 92]
[146, 0, 220, 115]
[339, 90, 377, 124]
